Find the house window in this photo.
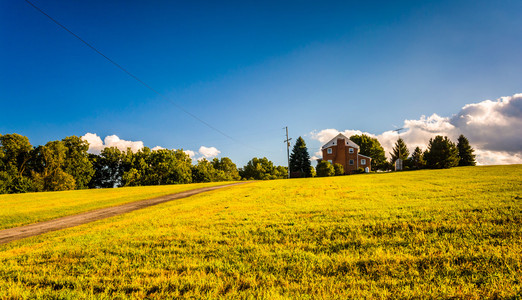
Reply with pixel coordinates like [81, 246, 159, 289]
[361, 159, 366, 165]
[328, 160, 333, 164]
[327, 148, 332, 154]
[349, 148, 354, 154]
[349, 159, 354, 165]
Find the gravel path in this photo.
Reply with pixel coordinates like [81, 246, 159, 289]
[0, 182, 246, 245]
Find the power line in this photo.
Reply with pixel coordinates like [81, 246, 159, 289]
[24, 0, 267, 153]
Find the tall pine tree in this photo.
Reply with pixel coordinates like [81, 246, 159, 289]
[424, 136, 459, 169]
[289, 137, 312, 178]
[410, 146, 426, 169]
[390, 138, 409, 163]
[457, 134, 476, 166]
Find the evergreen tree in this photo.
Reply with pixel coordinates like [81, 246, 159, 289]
[457, 134, 476, 166]
[410, 146, 426, 169]
[424, 136, 459, 169]
[289, 137, 312, 178]
[390, 138, 409, 164]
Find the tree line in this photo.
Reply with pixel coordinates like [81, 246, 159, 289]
[289, 134, 476, 177]
[0, 133, 288, 194]
[0, 132, 476, 194]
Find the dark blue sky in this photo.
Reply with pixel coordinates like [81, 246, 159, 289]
[1, 0, 521, 165]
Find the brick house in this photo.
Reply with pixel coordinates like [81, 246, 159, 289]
[320, 133, 371, 174]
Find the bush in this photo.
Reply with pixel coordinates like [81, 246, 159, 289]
[316, 161, 335, 177]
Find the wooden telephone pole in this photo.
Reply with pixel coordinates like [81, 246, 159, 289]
[284, 127, 292, 179]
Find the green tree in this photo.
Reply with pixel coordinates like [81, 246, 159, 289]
[289, 137, 312, 178]
[192, 159, 220, 183]
[309, 166, 316, 178]
[316, 160, 335, 177]
[62, 136, 94, 189]
[211, 157, 241, 181]
[89, 147, 125, 188]
[143, 149, 192, 185]
[333, 163, 344, 176]
[31, 141, 76, 191]
[390, 138, 410, 164]
[0, 133, 32, 177]
[0, 133, 35, 193]
[239, 157, 286, 180]
[349, 134, 387, 170]
[410, 146, 426, 170]
[457, 134, 476, 166]
[424, 136, 459, 169]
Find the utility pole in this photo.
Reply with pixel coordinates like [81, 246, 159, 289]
[393, 127, 405, 171]
[284, 126, 292, 179]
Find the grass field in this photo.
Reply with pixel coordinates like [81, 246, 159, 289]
[0, 165, 521, 298]
[0, 181, 234, 230]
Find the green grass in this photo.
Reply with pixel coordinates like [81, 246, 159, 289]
[0, 181, 235, 230]
[1, 165, 521, 298]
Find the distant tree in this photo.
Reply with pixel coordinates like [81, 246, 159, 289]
[31, 141, 76, 191]
[410, 147, 426, 170]
[144, 149, 192, 185]
[289, 137, 312, 178]
[89, 147, 125, 188]
[121, 168, 141, 187]
[62, 136, 94, 189]
[457, 134, 476, 166]
[239, 157, 286, 180]
[0, 133, 35, 193]
[192, 159, 220, 183]
[0, 133, 32, 177]
[390, 138, 409, 164]
[211, 157, 241, 181]
[424, 136, 459, 169]
[349, 134, 387, 170]
[316, 160, 334, 177]
[333, 163, 344, 176]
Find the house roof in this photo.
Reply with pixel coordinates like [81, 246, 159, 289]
[358, 153, 372, 159]
[321, 133, 360, 150]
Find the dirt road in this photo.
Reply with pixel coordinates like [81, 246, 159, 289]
[0, 182, 246, 245]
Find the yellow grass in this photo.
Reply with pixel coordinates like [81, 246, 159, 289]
[0, 181, 234, 230]
[0, 165, 521, 298]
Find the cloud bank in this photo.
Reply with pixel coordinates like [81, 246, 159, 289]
[310, 93, 522, 165]
[81, 133, 144, 155]
[81, 133, 221, 160]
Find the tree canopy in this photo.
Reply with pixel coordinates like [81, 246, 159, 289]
[239, 157, 287, 180]
[424, 136, 459, 169]
[349, 134, 387, 170]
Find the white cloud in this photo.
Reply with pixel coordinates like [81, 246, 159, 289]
[310, 93, 522, 165]
[81, 133, 144, 154]
[198, 146, 221, 159]
[81, 133, 223, 162]
[81, 133, 104, 154]
[184, 150, 196, 158]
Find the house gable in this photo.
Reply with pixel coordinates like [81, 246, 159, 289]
[321, 133, 360, 150]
